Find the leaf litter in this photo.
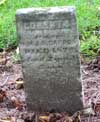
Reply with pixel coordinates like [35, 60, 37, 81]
[0, 49, 100, 122]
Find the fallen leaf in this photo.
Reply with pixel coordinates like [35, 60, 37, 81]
[16, 80, 24, 89]
[10, 96, 23, 110]
[72, 112, 81, 122]
[91, 102, 100, 114]
[0, 117, 11, 122]
[16, 119, 24, 122]
[64, 116, 72, 122]
[0, 89, 7, 102]
[0, 51, 7, 65]
[39, 115, 49, 122]
[94, 104, 99, 113]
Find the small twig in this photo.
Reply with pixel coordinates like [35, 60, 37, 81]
[88, 111, 91, 122]
[81, 66, 88, 75]
[35, 112, 39, 122]
[0, 76, 9, 87]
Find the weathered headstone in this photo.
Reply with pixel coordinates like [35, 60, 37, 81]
[16, 6, 83, 114]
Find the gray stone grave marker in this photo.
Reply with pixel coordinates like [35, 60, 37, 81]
[16, 6, 83, 114]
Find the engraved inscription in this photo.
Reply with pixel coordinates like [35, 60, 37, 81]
[20, 19, 77, 68]
[21, 20, 74, 68]
[23, 20, 69, 30]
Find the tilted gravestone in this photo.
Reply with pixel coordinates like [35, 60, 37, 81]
[16, 6, 83, 114]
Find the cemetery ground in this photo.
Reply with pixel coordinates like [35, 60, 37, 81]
[0, 49, 100, 122]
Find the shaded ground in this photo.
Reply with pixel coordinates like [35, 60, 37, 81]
[0, 50, 100, 122]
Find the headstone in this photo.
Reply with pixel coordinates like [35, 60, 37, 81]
[16, 6, 83, 114]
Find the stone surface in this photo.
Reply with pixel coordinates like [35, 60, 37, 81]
[16, 6, 83, 114]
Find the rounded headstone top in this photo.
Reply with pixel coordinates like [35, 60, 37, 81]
[16, 6, 75, 15]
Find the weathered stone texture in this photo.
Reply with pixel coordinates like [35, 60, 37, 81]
[16, 6, 83, 114]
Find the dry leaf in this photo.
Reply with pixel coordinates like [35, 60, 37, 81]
[16, 80, 24, 89]
[0, 89, 6, 102]
[91, 102, 100, 114]
[48, 113, 57, 122]
[11, 96, 23, 110]
[64, 116, 72, 122]
[72, 112, 81, 122]
[39, 115, 49, 122]
[94, 103, 99, 113]
[16, 119, 24, 122]
[1, 117, 17, 122]
[0, 58, 7, 65]
[0, 94, 4, 102]
[0, 117, 11, 122]
[0, 51, 7, 65]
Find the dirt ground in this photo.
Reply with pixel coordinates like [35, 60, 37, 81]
[0, 51, 100, 122]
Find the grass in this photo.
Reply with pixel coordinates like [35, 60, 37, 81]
[81, 35, 100, 57]
[0, 0, 100, 57]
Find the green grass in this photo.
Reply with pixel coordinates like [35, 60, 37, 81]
[0, 0, 100, 57]
[81, 35, 100, 57]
